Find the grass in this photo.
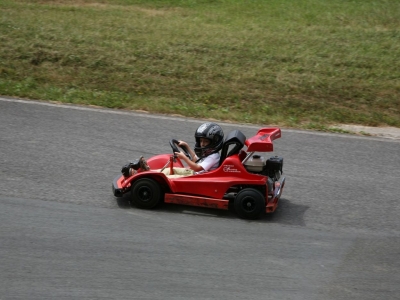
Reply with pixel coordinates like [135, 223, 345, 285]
[1, 0, 399, 129]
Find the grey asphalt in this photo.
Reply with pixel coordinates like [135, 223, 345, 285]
[1, 97, 399, 300]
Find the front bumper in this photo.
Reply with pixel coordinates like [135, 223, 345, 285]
[112, 174, 126, 197]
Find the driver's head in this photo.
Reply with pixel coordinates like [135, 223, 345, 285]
[194, 123, 224, 158]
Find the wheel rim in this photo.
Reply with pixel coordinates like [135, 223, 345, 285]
[241, 196, 256, 212]
[137, 186, 152, 202]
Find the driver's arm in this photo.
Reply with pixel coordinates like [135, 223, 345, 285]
[178, 141, 197, 162]
[175, 152, 204, 172]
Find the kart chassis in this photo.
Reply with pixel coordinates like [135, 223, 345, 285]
[113, 128, 285, 219]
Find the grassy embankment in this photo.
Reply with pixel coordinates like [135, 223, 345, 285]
[1, 0, 399, 130]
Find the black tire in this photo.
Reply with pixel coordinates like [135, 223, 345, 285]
[234, 188, 265, 220]
[131, 178, 162, 209]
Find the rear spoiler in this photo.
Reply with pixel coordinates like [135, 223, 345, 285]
[245, 128, 281, 152]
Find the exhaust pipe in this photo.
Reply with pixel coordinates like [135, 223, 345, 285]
[273, 176, 285, 200]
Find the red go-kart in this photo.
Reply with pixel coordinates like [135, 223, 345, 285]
[112, 127, 285, 219]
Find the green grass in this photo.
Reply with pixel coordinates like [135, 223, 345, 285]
[1, 0, 399, 129]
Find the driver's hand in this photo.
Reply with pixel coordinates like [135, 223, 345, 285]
[174, 151, 186, 161]
[178, 140, 188, 148]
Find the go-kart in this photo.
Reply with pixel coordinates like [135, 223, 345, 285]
[112, 127, 286, 220]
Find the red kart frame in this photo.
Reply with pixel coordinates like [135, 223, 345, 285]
[112, 127, 285, 219]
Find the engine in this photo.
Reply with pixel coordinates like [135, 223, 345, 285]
[244, 155, 283, 181]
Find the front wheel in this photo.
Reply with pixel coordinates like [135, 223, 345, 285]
[131, 178, 162, 209]
[234, 188, 265, 220]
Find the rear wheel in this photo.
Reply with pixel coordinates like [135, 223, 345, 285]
[131, 178, 162, 209]
[234, 188, 265, 220]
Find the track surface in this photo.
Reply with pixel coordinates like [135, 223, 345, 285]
[1, 98, 399, 300]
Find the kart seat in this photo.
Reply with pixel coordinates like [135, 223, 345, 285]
[219, 130, 247, 165]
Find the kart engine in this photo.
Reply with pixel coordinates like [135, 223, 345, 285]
[244, 155, 283, 181]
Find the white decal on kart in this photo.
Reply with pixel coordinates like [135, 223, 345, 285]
[223, 165, 241, 173]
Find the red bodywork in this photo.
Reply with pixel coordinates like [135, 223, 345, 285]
[113, 127, 285, 214]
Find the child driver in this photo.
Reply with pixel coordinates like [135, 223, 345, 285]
[139, 122, 224, 177]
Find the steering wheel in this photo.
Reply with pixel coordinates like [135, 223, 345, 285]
[169, 139, 192, 160]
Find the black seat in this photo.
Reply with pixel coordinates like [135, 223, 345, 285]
[219, 130, 247, 165]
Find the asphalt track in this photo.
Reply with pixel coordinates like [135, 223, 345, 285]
[1, 97, 399, 300]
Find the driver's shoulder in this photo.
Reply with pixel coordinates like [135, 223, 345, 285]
[210, 152, 220, 160]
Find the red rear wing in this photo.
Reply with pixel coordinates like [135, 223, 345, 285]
[245, 128, 281, 152]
